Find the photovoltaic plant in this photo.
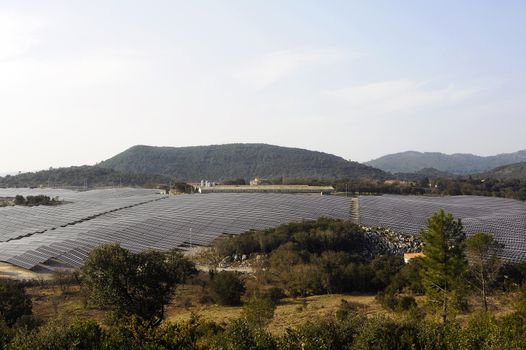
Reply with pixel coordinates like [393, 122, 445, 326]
[1, 188, 524, 272]
[0, 189, 351, 271]
[357, 195, 526, 261]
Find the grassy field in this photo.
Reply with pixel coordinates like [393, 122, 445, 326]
[25, 279, 518, 335]
[166, 284, 384, 334]
[28, 282, 383, 334]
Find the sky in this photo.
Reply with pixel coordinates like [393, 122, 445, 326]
[1, 0, 525, 172]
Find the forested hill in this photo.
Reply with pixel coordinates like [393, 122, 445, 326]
[0, 166, 172, 189]
[365, 149, 526, 175]
[474, 161, 526, 181]
[99, 144, 386, 181]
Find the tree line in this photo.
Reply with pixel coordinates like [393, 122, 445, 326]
[13, 195, 62, 207]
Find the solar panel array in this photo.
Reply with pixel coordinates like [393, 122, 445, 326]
[0, 188, 165, 242]
[0, 189, 351, 271]
[358, 195, 526, 261]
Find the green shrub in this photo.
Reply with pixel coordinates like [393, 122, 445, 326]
[242, 293, 276, 329]
[499, 311, 526, 349]
[209, 271, 245, 306]
[454, 312, 500, 350]
[0, 280, 32, 326]
[377, 292, 417, 312]
[8, 318, 110, 350]
[335, 299, 361, 321]
[267, 287, 285, 304]
[210, 318, 276, 350]
[352, 316, 420, 350]
[278, 319, 358, 350]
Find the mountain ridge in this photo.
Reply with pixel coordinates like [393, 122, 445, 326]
[365, 149, 526, 174]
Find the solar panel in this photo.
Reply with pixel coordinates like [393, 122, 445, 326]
[357, 195, 526, 261]
[0, 189, 351, 270]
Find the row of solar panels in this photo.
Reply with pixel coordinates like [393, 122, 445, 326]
[0, 188, 165, 242]
[357, 195, 526, 261]
[0, 190, 352, 271]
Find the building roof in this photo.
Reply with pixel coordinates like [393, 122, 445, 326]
[199, 185, 335, 193]
[403, 252, 425, 258]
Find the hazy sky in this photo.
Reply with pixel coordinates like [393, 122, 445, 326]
[1, 1, 525, 172]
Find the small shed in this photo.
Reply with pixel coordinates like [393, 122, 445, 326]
[403, 252, 425, 263]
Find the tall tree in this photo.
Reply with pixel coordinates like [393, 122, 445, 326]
[81, 244, 196, 327]
[465, 232, 504, 312]
[420, 209, 467, 323]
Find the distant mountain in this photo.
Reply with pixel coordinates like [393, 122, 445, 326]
[0, 166, 172, 189]
[365, 150, 526, 175]
[99, 144, 386, 181]
[474, 162, 526, 181]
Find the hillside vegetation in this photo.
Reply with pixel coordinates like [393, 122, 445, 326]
[0, 166, 172, 189]
[475, 161, 526, 181]
[99, 144, 386, 181]
[366, 149, 526, 174]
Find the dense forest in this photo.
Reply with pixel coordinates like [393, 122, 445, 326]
[98, 144, 386, 181]
[0, 166, 173, 189]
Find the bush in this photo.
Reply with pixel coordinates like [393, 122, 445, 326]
[352, 316, 420, 350]
[267, 287, 285, 304]
[385, 259, 424, 295]
[160, 316, 222, 350]
[243, 293, 276, 329]
[335, 299, 363, 321]
[377, 292, 417, 312]
[398, 296, 417, 311]
[278, 319, 352, 350]
[452, 312, 500, 349]
[210, 318, 276, 350]
[281, 264, 324, 297]
[0, 280, 32, 326]
[9, 318, 110, 350]
[499, 311, 526, 348]
[0, 319, 13, 349]
[209, 271, 245, 306]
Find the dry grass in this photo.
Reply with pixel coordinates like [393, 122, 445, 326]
[25, 281, 520, 334]
[28, 284, 106, 324]
[166, 293, 382, 334]
[166, 283, 385, 334]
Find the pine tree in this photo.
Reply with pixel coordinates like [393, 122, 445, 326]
[420, 209, 467, 323]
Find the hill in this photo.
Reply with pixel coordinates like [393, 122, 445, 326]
[0, 166, 172, 189]
[394, 168, 455, 182]
[365, 150, 526, 175]
[475, 161, 526, 181]
[98, 144, 386, 181]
